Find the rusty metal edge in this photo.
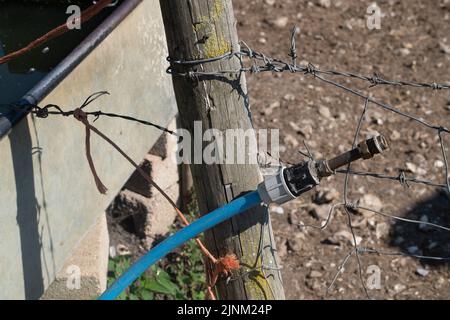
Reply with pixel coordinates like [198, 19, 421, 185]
[0, 0, 143, 139]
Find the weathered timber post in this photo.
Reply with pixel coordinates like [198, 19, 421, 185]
[160, 0, 285, 299]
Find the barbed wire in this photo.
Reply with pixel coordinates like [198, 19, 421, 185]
[334, 169, 448, 189]
[167, 26, 450, 299]
[4, 92, 232, 300]
[4, 92, 178, 136]
[4, 22, 448, 299]
[168, 31, 450, 135]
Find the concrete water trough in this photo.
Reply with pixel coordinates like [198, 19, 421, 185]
[0, 0, 177, 299]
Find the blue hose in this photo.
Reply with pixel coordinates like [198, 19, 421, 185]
[99, 190, 262, 300]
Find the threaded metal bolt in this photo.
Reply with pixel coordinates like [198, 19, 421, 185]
[317, 135, 390, 178]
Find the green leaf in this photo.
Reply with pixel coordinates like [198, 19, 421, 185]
[175, 291, 186, 300]
[116, 292, 127, 300]
[144, 279, 173, 295]
[108, 260, 116, 271]
[140, 290, 154, 301]
[155, 268, 171, 281]
[157, 276, 180, 295]
[128, 293, 139, 300]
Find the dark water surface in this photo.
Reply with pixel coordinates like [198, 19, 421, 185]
[0, 2, 115, 105]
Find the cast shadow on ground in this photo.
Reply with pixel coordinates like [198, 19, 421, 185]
[389, 189, 450, 267]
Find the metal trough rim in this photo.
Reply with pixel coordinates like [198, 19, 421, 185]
[0, 0, 142, 139]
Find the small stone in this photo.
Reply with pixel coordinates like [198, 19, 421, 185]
[367, 217, 376, 228]
[301, 124, 313, 138]
[334, 230, 362, 246]
[264, 0, 276, 5]
[109, 246, 117, 258]
[271, 206, 285, 215]
[313, 187, 339, 204]
[269, 16, 289, 29]
[399, 258, 408, 267]
[41, 47, 50, 54]
[318, 106, 332, 118]
[317, 0, 331, 8]
[358, 194, 383, 213]
[419, 215, 431, 231]
[414, 153, 426, 163]
[439, 42, 450, 55]
[369, 111, 384, 125]
[390, 130, 401, 141]
[308, 270, 323, 278]
[283, 93, 295, 101]
[299, 60, 309, 67]
[416, 268, 429, 277]
[288, 238, 303, 252]
[338, 112, 347, 121]
[405, 162, 418, 173]
[258, 37, 267, 44]
[270, 101, 280, 109]
[263, 101, 280, 115]
[305, 279, 323, 291]
[289, 121, 303, 134]
[284, 134, 299, 148]
[116, 244, 131, 256]
[396, 48, 410, 56]
[407, 245, 421, 255]
[308, 204, 331, 221]
[375, 222, 389, 239]
[405, 162, 426, 176]
[434, 160, 444, 168]
[403, 42, 413, 49]
[394, 283, 406, 293]
[352, 217, 368, 228]
[304, 260, 314, 268]
[288, 211, 300, 225]
[428, 242, 438, 250]
[322, 236, 340, 246]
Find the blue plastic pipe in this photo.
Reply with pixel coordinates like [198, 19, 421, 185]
[99, 190, 262, 300]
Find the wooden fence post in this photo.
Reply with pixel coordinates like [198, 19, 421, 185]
[159, 0, 285, 300]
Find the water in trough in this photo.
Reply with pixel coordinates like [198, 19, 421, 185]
[0, 1, 117, 105]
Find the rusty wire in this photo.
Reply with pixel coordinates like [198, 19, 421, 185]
[5, 92, 178, 137]
[6, 23, 449, 299]
[6, 92, 229, 299]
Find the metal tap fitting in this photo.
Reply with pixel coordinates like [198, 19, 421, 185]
[258, 135, 390, 205]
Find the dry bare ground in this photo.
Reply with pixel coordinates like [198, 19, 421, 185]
[234, 0, 450, 299]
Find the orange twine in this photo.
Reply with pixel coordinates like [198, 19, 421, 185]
[71, 107, 239, 300]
